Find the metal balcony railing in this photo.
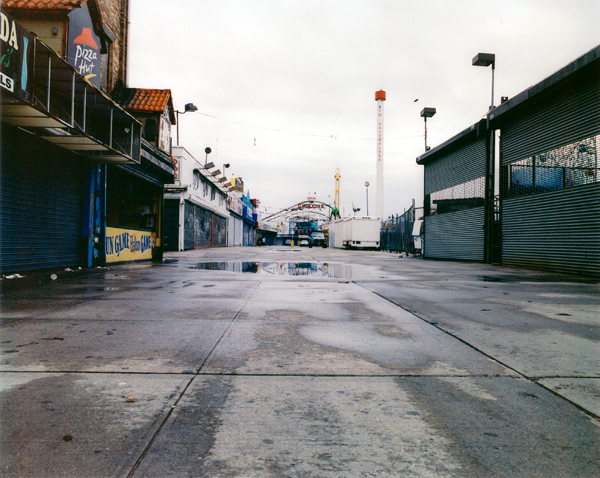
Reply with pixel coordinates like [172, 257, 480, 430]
[0, 9, 141, 164]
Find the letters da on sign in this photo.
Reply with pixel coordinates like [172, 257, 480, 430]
[1, 11, 34, 99]
[0, 13, 18, 50]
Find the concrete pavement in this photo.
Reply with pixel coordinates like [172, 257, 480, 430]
[1, 246, 599, 477]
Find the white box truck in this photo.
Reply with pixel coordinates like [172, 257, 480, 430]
[330, 217, 381, 250]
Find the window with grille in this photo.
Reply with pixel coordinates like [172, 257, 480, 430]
[502, 135, 599, 198]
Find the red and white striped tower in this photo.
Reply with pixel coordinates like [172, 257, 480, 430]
[375, 90, 386, 220]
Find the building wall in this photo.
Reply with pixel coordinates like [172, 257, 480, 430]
[96, 0, 128, 91]
[3, 0, 128, 93]
[171, 146, 230, 219]
[16, 17, 66, 55]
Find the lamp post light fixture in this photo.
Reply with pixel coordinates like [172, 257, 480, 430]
[420, 107, 436, 152]
[175, 102, 198, 146]
[472, 52, 496, 110]
[204, 147, 212, 167]
[221, 163, 230, 182]
[365, 181, 370, 216]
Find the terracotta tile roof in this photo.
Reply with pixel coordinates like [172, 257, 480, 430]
[0, 0, 86, 10]
[120, 88, 176, 124]
[123, 89, 171, 113]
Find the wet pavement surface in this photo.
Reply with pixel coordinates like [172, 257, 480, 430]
[1, 246, 599, 477]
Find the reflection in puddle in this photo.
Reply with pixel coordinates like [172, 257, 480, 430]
[190, 262, 395, 280]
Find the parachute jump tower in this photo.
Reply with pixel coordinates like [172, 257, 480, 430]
[375, 90, 386, 220]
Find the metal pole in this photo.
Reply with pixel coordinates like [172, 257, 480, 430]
[491, 63, 495, 109]
[424, 116, 428, 151]
[485, 63, 496, 262]
[109, 106, 113, 148]
[176, 110, 180, 145]
[366, 186, 369, 216]
[70, 71, 75, 127]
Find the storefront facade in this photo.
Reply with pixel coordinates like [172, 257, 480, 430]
[0, 10, 143, 273]
[163, 146, 230, 251]
[227, 194, 244, 246]
[103, 139, 173, 263]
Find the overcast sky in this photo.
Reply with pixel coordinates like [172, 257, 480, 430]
[128, 0, 599, 219]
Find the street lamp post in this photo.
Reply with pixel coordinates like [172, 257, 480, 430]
[420, 107, 436, 152]
[473, 52, 496, 264]
[365, 181, 370, 216]
[472, 53, 495, 110]
[175, 102, 198, 146]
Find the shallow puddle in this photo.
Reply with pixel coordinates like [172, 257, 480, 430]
[190, 261, 399, 280]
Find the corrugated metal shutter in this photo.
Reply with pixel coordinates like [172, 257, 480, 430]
[194, 206, 212, 248]
[502, 182, 600, 275]
[425, 139, 487, 194]
[0, 129, 84, 273]
[234, 216, 243, 246]
[163, 199, 179, 251]
[423, 136, 487, 261]
[184, 202, 194, 250]
[424, 207, 485, 261]
[501, 80, 600, 167]
[212, 214, 226, 246]
[500, 70, 600, 276]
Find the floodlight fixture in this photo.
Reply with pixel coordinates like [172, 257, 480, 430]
[175, 102, 198, 145]
[472, 53, 495, 68]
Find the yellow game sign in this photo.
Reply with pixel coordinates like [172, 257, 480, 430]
[105, 227, 155, 263]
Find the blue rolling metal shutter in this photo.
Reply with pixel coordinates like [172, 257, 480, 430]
[0, 128, 84, 273]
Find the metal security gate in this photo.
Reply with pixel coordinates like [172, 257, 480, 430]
[212, 214, 227, 247]
[418, 120, 489, 261]
[184, 202, 195, 250]
[496, 55, 600, 275]
[381, 205, 417, 254]
[0, 129, 85, 273]
[181, 202, 228, 249]
[194, 207, 212, 248]
[424, 207, 485, 260]
[163, 199, 180, 251]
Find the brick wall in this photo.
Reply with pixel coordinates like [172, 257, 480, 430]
[98, 0, 128, 92]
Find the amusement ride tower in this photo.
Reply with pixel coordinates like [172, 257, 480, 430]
[375, 90, 386, 220]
